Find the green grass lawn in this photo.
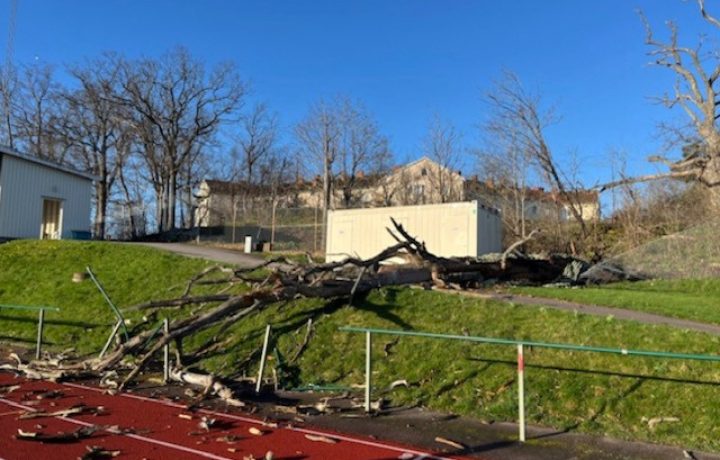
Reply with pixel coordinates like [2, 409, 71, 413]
[510, 278, 720, 325]
[2, 240, 720, 450]
[0, 240, 217, 353]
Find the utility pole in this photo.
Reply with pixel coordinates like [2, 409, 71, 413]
[2, 0, 18, 148]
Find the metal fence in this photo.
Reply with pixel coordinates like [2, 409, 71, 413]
[340, 326, 720, 443]
[0, 304, 60, 359]
[198, 206, 325, 253]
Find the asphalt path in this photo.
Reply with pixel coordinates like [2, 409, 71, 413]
[134, 242, 265, 268]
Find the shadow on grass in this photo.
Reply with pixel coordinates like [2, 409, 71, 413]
[0, 314, 108, 328]
[467, 356, 720, 387]
[352, 294, 414, 330]
[436, 439, 518, 458]
[185, 298, 349, 370]
[0, 335, 52, 345]
[435, 362, 494, 398]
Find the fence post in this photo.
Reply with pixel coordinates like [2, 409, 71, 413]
[517, 343, 526, 442]
[365, 330, 372, 412]
[163, 318, 170, 383]
[99, 320, 123, 359]
[35, 309, 45, 360]
[256, 325, 272, 394]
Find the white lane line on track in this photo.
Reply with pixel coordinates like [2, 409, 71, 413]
[62, 381, 454, 460]
[0, 397, 234, 460]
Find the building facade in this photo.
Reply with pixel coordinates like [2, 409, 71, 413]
[196, 157, 600, 228]
[0, 146, 94, 240]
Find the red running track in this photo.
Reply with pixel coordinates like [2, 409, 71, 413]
[0, 372, 462, 459]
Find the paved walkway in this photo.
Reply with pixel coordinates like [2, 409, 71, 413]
[452, 290, 720, 336]
[134, 242, 265, 268]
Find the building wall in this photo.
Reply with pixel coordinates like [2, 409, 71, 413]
[326, 201, 502, 262]
[0, 154, 92, 239]
[381, 157, 464, 206]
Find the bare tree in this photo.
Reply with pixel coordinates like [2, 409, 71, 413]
[601, 1, 720, 209]
[117, 47, 245, 233]
[486, 71, 590, 240]
[236, 102, 277, 184]
[13, 63, 67, 161]
[0, 63, 17, 148]
[115, 130, 146, 239]
[227, 102, 279, 224]
[421, 114, 463, 203]
[59, 55, 128, 239]
[295, 98, 342, 249]
[257, 150, 293, 246]
[476, 126, 533, 239]
[337, 98, 391, 207]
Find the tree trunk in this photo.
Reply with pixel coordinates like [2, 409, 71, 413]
[94, 181, 108, 240]
[167, 172, 177, 231]
[322, 153, 332, 251]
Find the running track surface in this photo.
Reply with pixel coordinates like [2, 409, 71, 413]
[0, 372, 462, 460]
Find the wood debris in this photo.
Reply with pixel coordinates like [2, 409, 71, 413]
[80, 445, 121, 459]
[216, 434, 242, 443]
[434, 436, 466, 450]
[389, 379, 409, 389]
[16, 425, 99, 443]
[19, 404, 105, 420]
[304, 433, 338, 444]
[643, 416, 680, 430]
[248, 427, 264, 436]
[0, 384, 21, 395]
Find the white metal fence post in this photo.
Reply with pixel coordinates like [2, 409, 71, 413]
[518, 343, 526, 442]
[35, 309, 45, 360]
[256, 325, 272, 394]
[365, 331, 372, 412]
[99, 320, 123, 359]
[163, 318, 170, 383]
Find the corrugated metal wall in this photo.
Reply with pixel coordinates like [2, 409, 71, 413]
[326, 201, 502, 262]
[0, 154, 92, 239]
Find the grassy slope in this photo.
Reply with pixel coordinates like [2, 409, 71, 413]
[2, 241, 720, 450]
[0, 240, 214, 352]
[511, 278, 720, 325]
[194, 287, 720, 451]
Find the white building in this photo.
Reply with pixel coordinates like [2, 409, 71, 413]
[326, 201, 502, 262]
[0, 146, 94, 240]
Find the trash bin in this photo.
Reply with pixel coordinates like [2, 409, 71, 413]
[70, 230, 92, 240]
[244, 235, 252, 254]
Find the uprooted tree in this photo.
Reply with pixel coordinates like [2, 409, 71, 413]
[3, 219, 616, 403]
[601, 0, 720, 209]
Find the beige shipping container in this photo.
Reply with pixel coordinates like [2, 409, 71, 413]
[326, 201, 502, 262]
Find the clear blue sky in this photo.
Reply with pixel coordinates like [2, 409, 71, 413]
[0, 0, 713, 190]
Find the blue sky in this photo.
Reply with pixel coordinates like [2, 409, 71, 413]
[0, 0, 714, 190]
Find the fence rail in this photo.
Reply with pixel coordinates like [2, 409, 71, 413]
[0, 304, 61, 359]
[340, 326, 720, 442]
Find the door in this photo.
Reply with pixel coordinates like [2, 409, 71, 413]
[41, 199, 62, 240]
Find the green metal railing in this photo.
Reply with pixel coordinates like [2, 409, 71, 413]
[340, 326, 720, 362]
[340, 326, 720, 442]
[86, 266, 129, 343]
[0, 304, 61, 359]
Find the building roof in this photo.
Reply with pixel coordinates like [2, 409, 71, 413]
[202, 172, 384, 195]
[464, 178, 599, 204]
[0, 145, 96, 181]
